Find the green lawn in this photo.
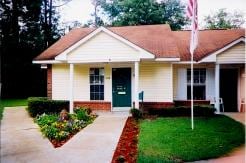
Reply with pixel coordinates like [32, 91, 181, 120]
[0, 99, 27, 120]
[138, 115, 245, 162]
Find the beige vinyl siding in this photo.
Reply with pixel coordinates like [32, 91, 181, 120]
[67, 32, 139, 61]
[52, 64, 112, 101]
[217, 42, 245, 63]
[52, 64, 90, 101]
[73, 65, 90, 101]
[52, 64, 69, 100]
[139, 63, 173, 102]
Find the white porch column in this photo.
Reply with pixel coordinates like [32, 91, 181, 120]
[215, 63, 220, 113]
[134, 61, 139, 109]
[69, 63, 74, 114]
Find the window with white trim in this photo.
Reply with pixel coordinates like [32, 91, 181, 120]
[187, 68, 206, 100]
[90, 68, 104, 100]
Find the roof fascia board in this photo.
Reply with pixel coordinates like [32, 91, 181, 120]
[55, 27, 155, 61]
[172, 61, 199, 64]
[199, 37, 245, 63]
[217, 60, 245, 64]
[33, 60, 62, 64]
[155, 57, 180, 62]
[68, 58, 140, 63]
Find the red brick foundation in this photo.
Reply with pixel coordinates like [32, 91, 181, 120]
[73, 101, 176, 112]
[140, 102, 174, 109]
[47, 65, 52, 99]
[74, 101, 175, 112]
[174, 100, 210, 106]
[74, 101, 111, 111]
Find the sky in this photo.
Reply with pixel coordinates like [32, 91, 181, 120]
[58, 0, 246, 27]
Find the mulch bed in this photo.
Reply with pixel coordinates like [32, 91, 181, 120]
[50, 134, 75, 148]
[111, 117, 139, 163]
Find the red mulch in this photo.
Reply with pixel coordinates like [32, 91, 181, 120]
[50, 134, 75, 148]
[111, 117, 139, 163]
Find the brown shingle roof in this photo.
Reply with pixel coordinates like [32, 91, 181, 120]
[173, 29, 245, 61]
[35, 28, 96, 60]
[109, 25, 180, 58]
[34, 24, 245, 61]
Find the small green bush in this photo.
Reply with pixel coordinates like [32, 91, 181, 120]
[27, 97, 69, 117]
[74, 107, 90, 121]
[130, 108, 142, 120]
[194, 105, 216, 116]
[148, 105, 215, 117]
[35, 114, 58, 126]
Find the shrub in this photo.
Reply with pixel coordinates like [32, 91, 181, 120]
[84, 107, 92, 114]
[74, 107, 90, 121]
[27, 97, 69, 117]
[194, 105, 216, 116]
[35, 114, 68, 141]
[41, 125, 58, 139]
[130, 108, 142, 120]
[35, 114, 58, 126]
[41, 123, 70, 141]
[148, 105, 215, 117]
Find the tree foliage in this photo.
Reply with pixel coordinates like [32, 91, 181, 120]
[0, 0, 62, 98]
[98, 0, 188, 30]
[204, 8, 245, 29]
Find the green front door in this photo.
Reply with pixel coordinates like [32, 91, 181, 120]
[112, 68, 131, 107]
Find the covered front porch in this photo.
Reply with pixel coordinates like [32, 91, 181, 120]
[214, 63, 245, 113]
[48, 60, 175, 113]
[173, 62, 245, 113]
[201, 38, 245, 113]
[67, 61, 141, 113]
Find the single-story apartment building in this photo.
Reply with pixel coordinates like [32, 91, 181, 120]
[33, 24, 245, 113]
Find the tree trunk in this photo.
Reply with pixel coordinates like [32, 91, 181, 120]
[11, 0, 20, 47]
[48, 0, 53, 46]
[44, 0, 48, 48]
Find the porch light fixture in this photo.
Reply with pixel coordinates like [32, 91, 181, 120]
[41, 64, 47, 69]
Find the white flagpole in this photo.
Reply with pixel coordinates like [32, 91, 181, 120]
[190, 0, 196, 130]
[191, 51, 194, 130]
[188, 0, 198, 130]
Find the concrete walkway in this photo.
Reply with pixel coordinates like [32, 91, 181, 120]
[0, 107, 128, 163]
[223, 112, 245, 125]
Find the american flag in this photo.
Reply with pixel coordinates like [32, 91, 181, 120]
[187, 0, 198, 54]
